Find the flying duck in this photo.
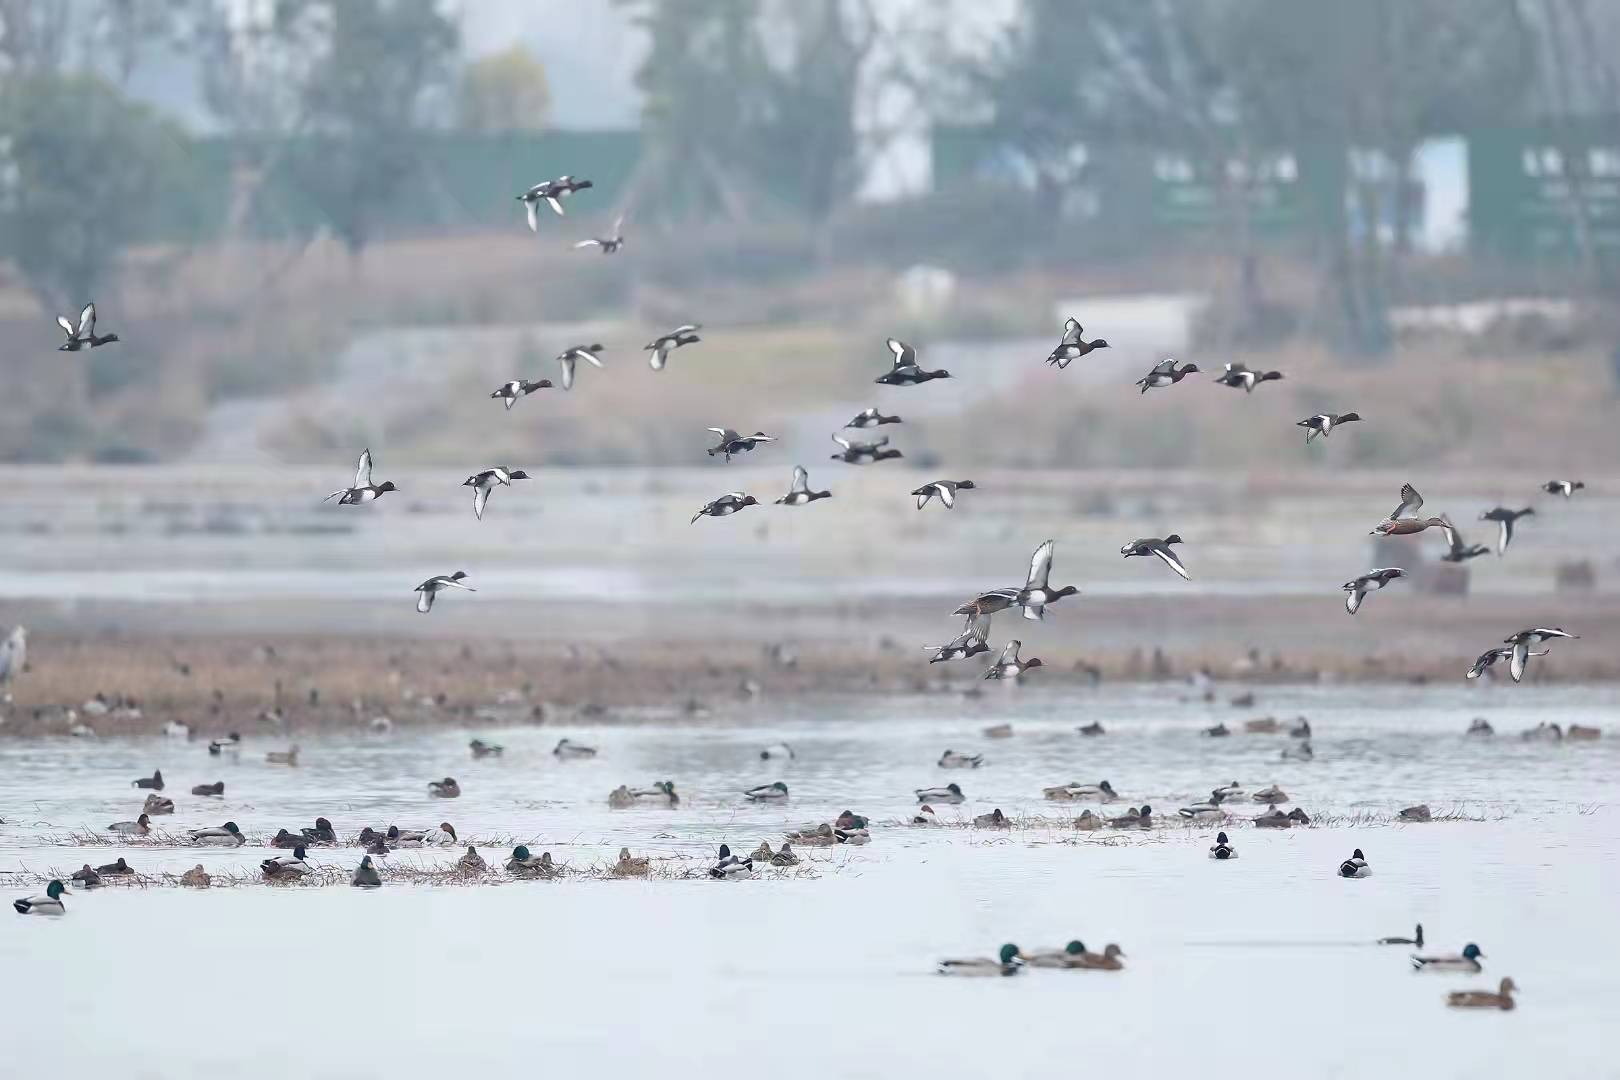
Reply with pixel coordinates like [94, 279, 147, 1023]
[1478, 507, 1534, 555]
[554, 738, 598, 759]
[1135, 358, 1199, 392]
[261, 846, 310, 880]
[1046, 317, 1109, 368]
[1379, 924, 1423, 946]
[775, 465, 831, 506]
[1439, 517, 1492, 562]
[108, 813, 151, 835]
[645, 325, 700, 370]
[14, 880, 67, 916]
[469, 738, 504, 758]
[1448, 977, 1516, 1010]
[706, 427, 777, 461]
[1214, 362, 1283, 392]
[1297, 412, 1361, 443]
[938, 943, 1023, 977]
[1501, 627, 1578, 682]
[984, 639, 1042, 680]
[414, 571, 475, 613]
[926, 611, 992, 663]
[518, 175, 593, 229]
[1338, 848, 1371, 878]
[1016, 539, 1080, 619]
[1542, 480, 1583, 498]
[556, 343, 604, 389]
[743, 781, 789, 802]
[1209, 831, 1237, 859]
[463, 467, 531, 521]
[1369, 483, 1455, 542]
[351, 855, 382, 888]
[912, 479, 975, 510]
[324, 449, 397, 505]
[1466, 644, 1546, 679]
[190, 821, 244, 846]
[489, 379, 553, 410]
[916, 782, 965, 804]
[691, 491, 759, 523]
[845, 407, 901, 428]
[951, 587, 1019, 617]
[829, 432, 903, 464]
[1121, 535, 1190, 580]
[874, 338, 950, 385]
[573, 214, 624, 253]
[1342, 567, 1407, 614]
[1412, 942, 1485, 973]
[428, 777, 461, 798]
[56, 302, 119, 350]
[132, 769, 164, 790]
[938, 750, 983, 769]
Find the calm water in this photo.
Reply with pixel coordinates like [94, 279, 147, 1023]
[3, 684, 1617, 1077]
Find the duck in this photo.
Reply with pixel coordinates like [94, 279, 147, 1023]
[973, 808, 1010, 828]
[505, 846, 555, 877]
[261, 846, 310, 880]
[706, 427, 778, 462]
[142, 794, 175, 815]
[1448, 977, 1516, 1010]
[632, 781, 680, 806]
[1542, 480, 1583, 498]
[1297, 412, 1361, 443]
[1479, 507, 1534, 555]
[207, 732, 242, 756]
[1015, 539, 1079, 620]
[938, 750, 983, 769]
[428, 777, 461, 799]
[300, 818, 337, 845]
[423, 822, 458, 846]
[1107, 805, 1151, 829]
[708, 844, 754, 880]
[1203, 722, 1230, 737]
[462, 467, 531, 521]
[1070, 944, 1127, 971]
[94, 857, 134, 877]
[926, 612, 993, 663]
[389, 826, 425, 848]
[1121, 535, 1190, 580]
[14, 880, 67, 916]
[271, 828, 310, 849]
[489, 378, 553, 410]
[758, 742, 795, 761]
[1439, 518, 1492, 562]
[190, 781, 225, 797]
[1520, 722, 1563, 742]
[835, 826, 871, 845]
[1214, 362, 1283, 392]
[414, 571, 475, 613]
[266, 745, 300, 766]
[180, 865, 211, 888]
[1074, 809, 1102, 830]
[916, 783, 965, 805]
[938, 943, 1022, 977]
[351, 855, 382, 888]
[1398, 804, 1432, 822]
[108, 813, 151, 836]
[1338, 848, 1371, 878]
[71, 865, 102, 889]
[469, 739, 505, 758]
[788, 822, 839, 845]
[644, 324, 701, 370]
[1251, 785, 1287, 803]
[984, 639, 1043, 680]
[1568, 724, 1601, 740]
[573, 214, 625, 254]
[776, 465, 831, 506]
[1136, 358, 1199, 392]
[874, 338, 950, 385]
[56, 301, 120, 351]
[556, 344, 605, 390]
[323, 448, 397, 506]
[1281, 741, 1314, 761]
[607, 785, 636, 808]
[554, 738, 598, 759]
[517, 175, 592, 228]
[1502, 627, 1578, 683]
[1209, 831, 1237, 859]
[829, 432, 904, 464]
[1047, 317, 1109, 368]
[364, 835, 390, 856]
[1288, 717, 1312, 738]
[691, 491, 760, 523]
[1077, 721, 1106, 736]
[1379, 924, 1423, 947]
[1369, 483, 1454, 541]
[1022, 941, 1088, 967]
[1412, 943, 1485, 973]
[190, 821, 245, 846]
[982, 722, 1013, 739]
[765, 841, 798, 867]
[1465, 718, 1494, 736]
[1212, 781, 1244, 798]
[1466, 645, 1546, 680]
[912, 480, 976, 510]
[129, 768, 164, 791]
[455, 846, 487, 873]
[1179, 792, 1228, 819]
[1342, 567, 1407, 614]
[951, 587, 1019, 617]
[744, 781, 789, 802]
[910, 805, 940, 826]
[1069, 780, 1119, 802]
[845, 407, 901, 428]
[835, 811, 869, 831]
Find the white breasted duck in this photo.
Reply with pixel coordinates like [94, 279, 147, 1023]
[14, 880, 67, 916]
[554, 738, 598, 759]
[1342, 567, 1407, 614]
[518, 175, 593, 229]
[690, 491, 759, 523]
[743, 781, 789, 802]
[1379, 924, 1423, 946]
[1178, 791, 1229, 819]
[938, 943, 1023, 977]
[351, 855, 382, 888]
[845, 407, 901, 428]
[706, 427, 777, 461]
[983, 639, 1042, 680]
[556, 343, 605, 390]
[911, 479, 975, 510]
[428, 777, 461, 799]
[1046, 317, 1109, 368]
[190, 821, 244, 846]
[489, 379, 553, 410]
[261, 846, 310, 880]
[1208, 831, 1237, 859]
[938, 750, 983, 769]
[775, 465, 831, 506]
[108, 813, 151, 836]
[71, 865, 102, 889]
[1338, 848, 1370, 878]
[1542, 479, 1584, 498]
[1214, 362, 1283, 392]
[1412, 942, 1484, 973]
[1502, 627, 1578, 683]
[1067, 781, 1119, 802]
[916, 783, 965, 804]
[829, 432, 903, 464]
[645, 324, 700, 370]
[506, 846, 557, 877]
[414, 571, 475, 613]
[708, 844, 754, 880]
[208, 732, 241, 756]
[874, 338, 950, 385]
[1466, 644, 1546, 680]
[56, 302, 119, 351]
[324, 449, 397, 506]
[1297, 412, 1361, 443]
[1440, 518, 1492, 563]
[1121, 535, 1190, 581]
[463, 467, 531, 521]
[1135, 358, 1199, 392]
[926, 612, 993, 663]
[1015, 538, 1079, 620]
[1478, 506, 1534, 556]
[911, 804, 941, 825]
[573, 214, 625, 253]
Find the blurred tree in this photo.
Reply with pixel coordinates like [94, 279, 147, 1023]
[458, 45, 551, 132]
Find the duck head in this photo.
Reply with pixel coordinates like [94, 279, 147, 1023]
[512, 845, 531, 862]
[1163, 534, 1184, 546]
[1023, 658, 1045, 669]
[947, 783, 962, 795]
[224, 821, 240, 834]
[1216, 832, 1229, 844]
[1351, 848, 1365, 859]
[507, 471, 530, 481]
[1462, 943, 1484, 960]
[293, 846, 307, 860]
[1090, 339, 1110, 350]
[741, 496, 760, 508]
[359, 855, 373, 870]
[997, 943, 1019, 964]
[771, 782, 788, 793]
[957, 481, 977, 490]
[315, 817, 332, 831]
[1064, 940, 1086, 955]
[1180, 364, 1200, 374]
[1103, 944, 1125, 959]
[1100, 780, 1115, 794]
[46, 879, 66, 900]
[717, 844, 731, 860]
[377, 482, 398, 493]
[136, 813, 151, 826]
[539, 852, 554, 868]
[439, 822, 457, 839]
[618, 848, 633, 862]
[1139, 804, 1152, 816]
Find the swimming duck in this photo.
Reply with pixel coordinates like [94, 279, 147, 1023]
[423, 822, 458, 846]
[631, 781, 680, 806]
[1022, 941, 1088, 967]
[973, 808, 1010, 828]
[767, 841, 798, 867]
[1465, 645, 1546, 680]
[705, 427, 778, 462]
[554, 738, 598, 759]
[1542, 480, 1583, 498]
[108, 813, 151, 836]
[1074, 809, 1102, 830]
[300, 818, 337, 845]
[457, 847, 487, 873]
[1412, 943, 1484, 973]
[1015, 539, 1080, 620]
[489, 378, 553, 410]
[1297, 412, 1361, 443]
[644, 324, 700, 370]
[414, 571, 475, 613]
[56, 302, 120, 351]
[94, 857, 133, 877]
[1288, 718, 1312, 738]
[1398, 804, 1432, 822]
[607, 785, 636, 808]
[71, 865, 102, 889]
[1120, 535, 1190, 580]
[364, 835, 390, 856]
[613, 848, 651, 877]
[190, 821, 244, 846]
[1338, 848, 1370, 878]
[14, 880, 67, 916]
[1203, 723, 1230, 737]
[759, 742, 795, 761]
[916, 783, 965, 804]
[1108, 805, 1152, 829]
[271, 828, 310, 849]
[1439, 517, 1492, 562]
[829, 432, 904, 464]
[708, 844, 754, 880]
[912, 479, 976, 510]
[926, 612, 993, 663]
[984, 640, 1043, 680]
[874, 338, 950, 385]
[744, 781, 790, 802]
[836, 826, 871, 845]
[1342, 567, 1407, 614]
[1520, 722, 1563, 742]
[505, 846, 554, 877]
[910, 805, 940, 826]
[1077, 721, 1106, 736]
[131, 769, 164, 791]
[463, 467, 531, 521]
[1136, 358, 1199, 392]
[1179, 792, 1228, 819]
[1479, 507, 1534, 556]
[1502, 627, 1578, 683]
[556, 343, 605, 390]
[938, 943, 1023, 977]
[1209, 831, 1237, 859]
[518, 175, 592, 228]
[428, 777, 461, 799]
[573, 214, 625, 253]
[1379, 924, 1423, 946]
[1214, 362, 1283, 392]
[180, 865, 211, 888]
[846, 407, 901, 428]
[1212, 781, 1244, 798]
[776, 465, 831, 506]
[469, 739, 504, 758]
[1251, 785, 1287, 803]
[1249, 718, 1281, 735]
[1448, 977, 1516, 1010]
[1465, 718, 1494, 736]
[191, 781, 225, 797]
[261, 846, 310, 880]
[142, 794, 175, 815]
[323, 449, 397, 506]
[691, 491, 760, 523]
[1071, 943, 1127, 971]
[1568, 724, 1601, 740]
[351, 855, 382, 888]
[938, 750, 983, 769]
[1047, 317, 1109, 368]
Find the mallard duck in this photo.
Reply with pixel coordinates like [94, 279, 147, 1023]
[261, 846, 310, 880]
[1074, 809, 1102, 830]
[351, 855, 382, 888]
[554, 738, 598, 759]
[1071, 943, 1126, 970]
[613, 847, 651, 877]
[1379, 924, 1423, 946]
[1338, 848, 1371, 878]
[108, 813, 151, 836]
[1245, 716, 1280, 733]
[1179, 792, 1228, 819]
[208, 733, 242, 756]
[709, 844, 754, 880]
[771, 842, 799, 867]
[1209, 832, 1237, 860]
[469, 738, 505, 758]
[428, 777, 461, 799]
[743, 781, 789, 802]
[140, 794, 174, 816]
[1251, 785, 1287, 803]
[836, 827, 871, 845]
[607, 785, 636, 808]
[388, 826, 424, 849]
[190, 821, 244, 846]
[1022, 941, 1087, 967]
[982, 723, 1014, 738]
[788, 822, 838, 845]
[71, 865, 102, 889]
[910, 805, 940, 827]
[629, 781, 679, 806]
[938, 943, 1022, 977]
[750, 841, 775, 863]
[1567, 723, 1600, 740]
[1254, 806, 1309, 828]
[973, 808, 1010, 828]
[506, 846, 557, 877]
[457, 847, 487, 873]
[14, 879, 67, 916]
[95, 857, 133, 876]
[266, 746, 300, 766]
[915, 783, 965, 804]
[1107, 805, 1151, 829]
[1448, 977, 1516, 1010]
[1413, 942, 1484, 972]
[938, 750, 983, 769]
[191, 781, 225, 797]
[1398, 805, 1432, 822]
[1212, 781, 1244, 798]
[180, 865, 211, 888]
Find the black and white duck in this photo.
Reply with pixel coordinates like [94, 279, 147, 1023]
[984, 639, 1042, 680]
[518, 175, 593, 229]
[1297, 412, 1361, 443]
[1342, 567, 1407, 614]
[911, 479, 975, 510]
[573, 214, 624, 253]
[1135, 358, 1199, 392]
[1015, 538, 1079, 620]
[829, 432, 903, 464]
[1046, 317, 1108, 368]
[1214, 362, 1283, 393]
[1500, 627, 1578, 683]
[775, 466, 831, 506]
[874, 338, 950, 385]
[1121, 535, 1190, 580]
[645, 325, 700, 370]
[56, 302, 119, 351]
[489, 379, 552, 410]
[463, 467, 531, 521]
[1478, 507, 1534, 556]
[925, 611, 992, 663]
[690, 491, 760, 523]
[556, 343, 605, 389]
[845, 407, 901, 428]
[414, 571, 475, 613]
[1542, 479, 1583, 498]
[324, 449, 397, 506]
[706, 428, 777, 461]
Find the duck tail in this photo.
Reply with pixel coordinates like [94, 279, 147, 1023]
[1409, 957, 1425, 971]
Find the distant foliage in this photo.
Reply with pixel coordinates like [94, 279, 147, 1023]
[458, 46, 551, 132]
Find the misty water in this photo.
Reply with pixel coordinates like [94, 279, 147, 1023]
[3, 684, 1616, 1076]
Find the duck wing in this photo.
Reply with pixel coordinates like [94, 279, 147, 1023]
[1494, 517, 1512, 556]
[472, 482, 490, 521]
[354, 449, 374, 489]
[1025, 539, 1055, 590]
[886, 338, 916, 369]
[525, 199, 539, 232]
[1391, 483, 1423, 520]
[559, 355, 576, 390]
[994, 639, 1022, 666]
[1509, 641, 1528, 683]
[57, 314, 76, 338]
[79, 302, 96, 337]
[1061, 318, 1082, 345]
[1152, 543, 1191, 580]
[790, 466, 809, 494]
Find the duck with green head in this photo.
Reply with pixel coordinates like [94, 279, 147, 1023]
[1021, 941, 1087, 968]
[506, 846, 557, 877]
[14, 879, 68, 916]
[938, 943, 1023, 977]
[352, 855, 382, 889]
